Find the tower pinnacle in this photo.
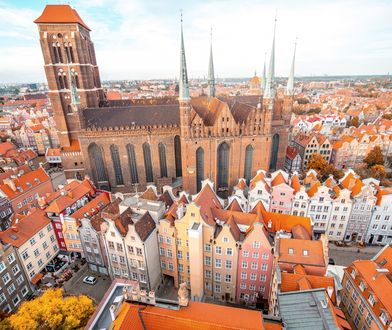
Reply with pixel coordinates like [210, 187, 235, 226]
[264, 15, 277, 99]
[286, 38, 297, 96]
[208, 27, 215, 98]
[262, 52, 267, 92]
[179, 12, 190, 101]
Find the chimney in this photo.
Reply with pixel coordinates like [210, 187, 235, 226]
[373, 268, 389, 280]
[178, 282, 189, 307]
[3, 178, 16, 192]
[148, 291, 156, 305]
[176, 203, 184, 219]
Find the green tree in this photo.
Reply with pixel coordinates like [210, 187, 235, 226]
[0, 289, 95, 330]
[364, 146, 384, 167]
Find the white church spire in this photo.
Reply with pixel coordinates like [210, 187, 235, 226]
[286, 38, 297, 96]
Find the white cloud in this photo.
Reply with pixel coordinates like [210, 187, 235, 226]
[0, 0, 392, 83]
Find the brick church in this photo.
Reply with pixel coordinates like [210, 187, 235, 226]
[34, 5, 296, 196]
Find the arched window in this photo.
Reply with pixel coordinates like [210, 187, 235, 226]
[88, 143, 108, 183]
[269, 134, 280, 171]
[196, 147, 204, 192]
[64, 42, 70, 63]
[110, 144, 124, 185]
[174, 135, 182, 177]
[52, 43, 59, 63]
[58, 72, 64, 89]
[74, 74, 80, 88]
[143, 143, 153, 182]
[127, 144, 139, 184]
[244, 144, 254, 184]
[158, 143, 167, 177]
[217, 142, 229, 192]
[63, 74, 68, 89]
[57, 43, 63, 63]
[67, 105, 72, 114]
[68, 43, 75, 63]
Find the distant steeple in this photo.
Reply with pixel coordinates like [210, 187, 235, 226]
[179, 13, 190, 101]
[286, 38, 297, 96]
[208, 27, 215, 98]
[264, 15, 277, 99]
[262, 52, 267, 92]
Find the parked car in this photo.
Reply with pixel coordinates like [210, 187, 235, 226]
[83, 276, 97, 285]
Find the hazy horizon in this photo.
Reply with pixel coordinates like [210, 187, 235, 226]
[1, 0, 392, 84]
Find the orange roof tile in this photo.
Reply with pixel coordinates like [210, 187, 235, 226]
[278, 238, 326, 268]
[0, 209, 51, 248]
[140, 187, 158, 201]
[72, 193, 110, 223]
[226, 198, 242, 212]
[0, 141, 16, 156]
[0, 167, 51, 199]
[62, 139, 81, 152]
[235, 178, 247, 190]
[271, 172, 287, 187]
[249, 171, 267, 191]
[114, 301, 264, 330]
[261, 212, 312, 237]
[194, 183, 222, 226]
[290, 175, 301, 193]
[34, 5, 90, 30]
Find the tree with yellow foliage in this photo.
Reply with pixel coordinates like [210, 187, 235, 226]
[306, 153, 343, 180]
[0, 289, 94, 330]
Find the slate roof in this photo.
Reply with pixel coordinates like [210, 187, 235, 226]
[83, 103, 180, 128]
[278, 289, 339, 329]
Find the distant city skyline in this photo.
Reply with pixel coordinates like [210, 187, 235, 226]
[1, 0, 392, 83]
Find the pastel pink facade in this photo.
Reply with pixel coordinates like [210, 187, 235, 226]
[236, 221, 273, 308]
[269, 171, 294, 214]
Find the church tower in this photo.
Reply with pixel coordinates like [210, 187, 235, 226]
[263, 16, 277, 113]
[34, 5, 105, 147]
[283, 39, 297, 123]
[178, 14, 191, 138]
[207, 29, 216, 98]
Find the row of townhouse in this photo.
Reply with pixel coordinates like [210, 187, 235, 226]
[340, 245, 392, 329]
[234, 168, 392, 244]
[0, 209, 59, 313]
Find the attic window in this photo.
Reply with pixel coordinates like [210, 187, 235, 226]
[34, 178, 40, 183]
[26, 182, 32, 188]
[303, 249, 309, 256]
[288, 248, 294, 255]
[17, 187, 23, 192]
[380, 258, 387, 266]
[10, 234, 17, 240]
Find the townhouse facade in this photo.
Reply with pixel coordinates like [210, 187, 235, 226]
[326, 188, 352, 241]
[340, 245, 392, 330]
[366, 191, 392, 245]
[307, 184, 333, 235]
[0, 209, 59, 287]
[0, 242, 31, 313]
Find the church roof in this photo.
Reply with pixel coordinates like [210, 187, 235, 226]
[34, 5, 91, 31]
[83, 103, 180, 128]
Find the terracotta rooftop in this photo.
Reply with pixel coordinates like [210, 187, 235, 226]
[158, 190, 174, 207]
[0, 209, 51, 248]
[34, 5, 91, 30]
[0, 167, 51, 199]
[72, 193, 110, 223]
[112, 300, 264, 330]
[140, 187, 158, 201]
[0, 141, 16, 156]
[278, 238, 326, 268]
[193, 182, 222, 226]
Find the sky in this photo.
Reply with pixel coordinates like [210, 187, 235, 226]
[0, 0, 392, 83]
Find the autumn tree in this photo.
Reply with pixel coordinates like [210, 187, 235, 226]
[348, 116, 360, 127]
[307, 154, 343, 180]
[0, 289, 95, 330]
[370, 165, 386, 181]
[364, 146, 384, 168]
[382, 113, 392, 120]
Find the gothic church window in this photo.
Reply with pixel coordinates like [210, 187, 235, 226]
[88, 143, 108, 183]
[196, 147, 204, 192]
[127, 144, 139, 184]
[244, 145, 254, 184]
[143, 143, 153, 182]
[110, 144, 124, 185]
[217, 142, 229, 193]
[174, 135, 182, 177]
[269, 134, 280, 171]
[158, 143, 168, 178]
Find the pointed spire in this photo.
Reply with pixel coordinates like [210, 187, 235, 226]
[286, 38, 297, 96]
[179, 12, 190, 101]
[208, 27, 215, 98]
[262, 52, 267, 92]
[264, 14, 277, 99]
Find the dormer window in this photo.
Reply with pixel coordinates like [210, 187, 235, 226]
[288, 248, 294, 255]
[303, 249, 308, 256]
[359, 281, 366, 292]
[351, 268, 357, 279]
[380, 311, 388, 325]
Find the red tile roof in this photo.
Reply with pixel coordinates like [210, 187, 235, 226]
[0, 141, 16, 156]
[113, 301, 264, 330]
[0, 167, 51, 199]
[34, 5, 90, 30]
[72, 193, 110, 223]
[0, 209, 51, 248]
